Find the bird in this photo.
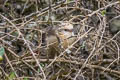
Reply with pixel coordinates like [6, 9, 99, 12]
[46, 23, 76, 58]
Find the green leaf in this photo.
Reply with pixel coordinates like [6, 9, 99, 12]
[0, 56, 3, 61]
[67, 0, 74, 2]
[38, 68, 40, 72]
[24, 77, 28, 80]
[9, 72, 15, 80]
[101, 10, 106, 16]
[0, 47, 5, 57]
[11, 31, 19, 37]
[40, 63, 44, 67]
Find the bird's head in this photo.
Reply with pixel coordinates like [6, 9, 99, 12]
[59, 23, 73, 31]
[58, 23, 74, 38]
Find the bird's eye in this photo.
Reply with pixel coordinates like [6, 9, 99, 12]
[64, 29, 73, 32]
[64, 29, 68, 31]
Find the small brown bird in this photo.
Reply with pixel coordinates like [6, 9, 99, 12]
[46, 23, 76, 58]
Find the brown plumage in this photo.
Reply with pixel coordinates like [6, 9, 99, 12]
[46, 23, 76, 58]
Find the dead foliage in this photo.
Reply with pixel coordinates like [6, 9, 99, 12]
[0, 0, 120, 80]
